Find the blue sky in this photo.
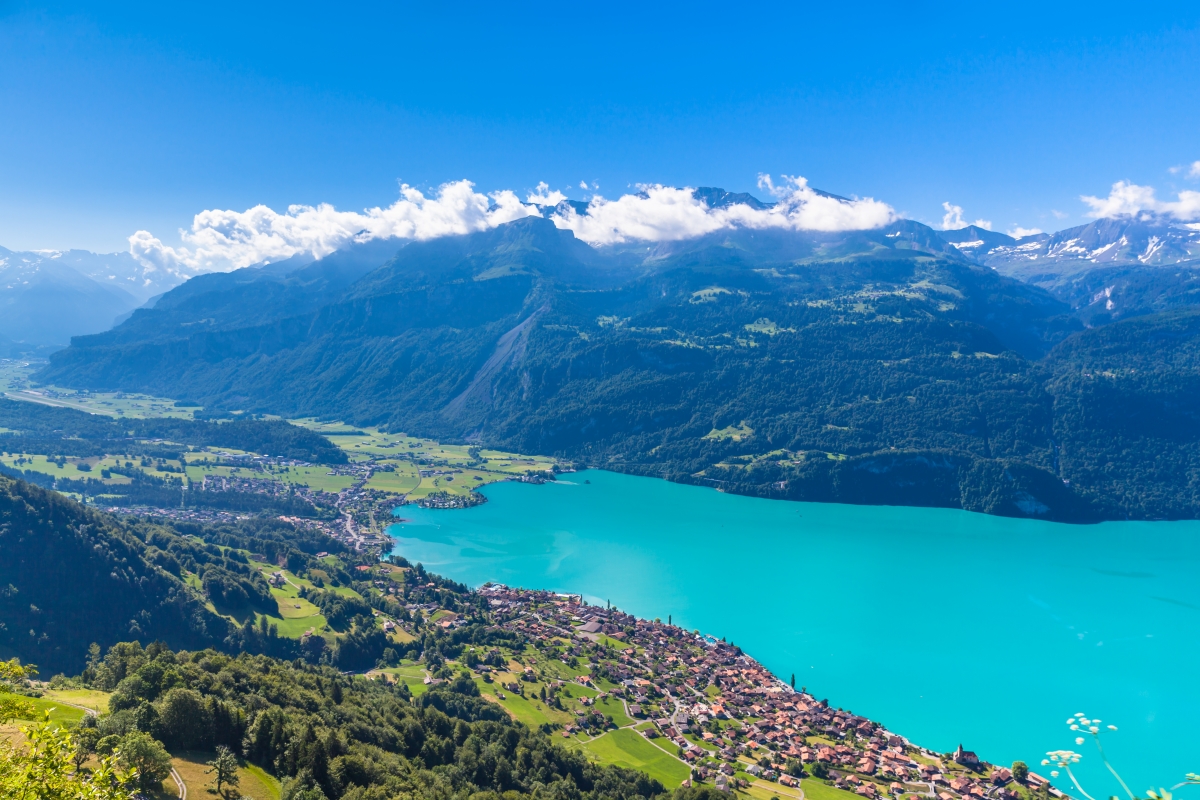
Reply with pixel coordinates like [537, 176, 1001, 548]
[2, 1, 1199, 253]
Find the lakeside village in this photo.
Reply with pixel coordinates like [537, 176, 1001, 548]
[99, 444, 1063, 800]
[94, 450, 560, 554]
[373, 579, 1065, 800]
[90, 456, 401, 553]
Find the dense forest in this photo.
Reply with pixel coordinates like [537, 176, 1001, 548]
[39, 217, 1200, 521]
[0, 473, 231, 673]
[69, 640, 670, 800]
[0, 475, 362, 672]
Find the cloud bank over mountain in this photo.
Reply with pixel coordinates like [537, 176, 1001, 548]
[126, 170, 1200, 274]
[127, 175, 896, 272]
[1081, 180, 1200, 223]
[129, 182, 538, 272]
[546, 176, 895, 246]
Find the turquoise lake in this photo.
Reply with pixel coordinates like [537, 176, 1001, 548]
[387, 469, 1200, 794]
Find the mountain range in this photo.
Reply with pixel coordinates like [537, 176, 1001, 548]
[942, 217, 1200, 328]
[0, 246, 192, 350]
[30, 189, 1200, 522]
[10, 196, 1198, 350]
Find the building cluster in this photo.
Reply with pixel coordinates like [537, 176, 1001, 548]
[476, 585, 1056, 800]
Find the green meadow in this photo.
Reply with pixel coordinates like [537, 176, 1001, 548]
[578, 729, 689, 787]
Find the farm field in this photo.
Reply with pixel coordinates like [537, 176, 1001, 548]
[0, 361, 562, 512]
[244, 559, 333, 637]
[183, 553, 376, 642]
[24, 695, 88, 726]
[476, 681, 573, 728]
[370, 663, 431, 697]
[171, 749, 280, 800]
[270, 465, 357, 493]
[1, 387, 193, 419]
[593, 696, 634, 727]
[0, 363, 196, 420]
[0, 695, 89, 748]
[188, 419, 560, 502]
[799, 780, 866, 800]
[265, 586, 327, 638]
[0, 453, 191, 484]
[739, 783, 803, 800]
[577, 729, 690, 787]
[479, 450, 558, 473]
[2, 451, 204, 493]
[364, 466, 421, 494]
[0, 453, 103, 480]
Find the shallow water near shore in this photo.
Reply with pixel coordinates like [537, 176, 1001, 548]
[387, 469, 1200, 793]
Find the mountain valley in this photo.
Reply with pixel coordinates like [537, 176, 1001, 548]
[31, 195, 1200, 522]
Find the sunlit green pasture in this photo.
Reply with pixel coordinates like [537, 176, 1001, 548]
[578, 729, 690, 787]
[20, 696, 89, 727]
[41, 688, 111, 715]
[271, 465, 357, 492]
[0, 365, 196, 420]
[365, 465, 421, 493]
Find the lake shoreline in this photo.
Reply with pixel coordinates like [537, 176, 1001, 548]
[462, 582, 1051, 799]
[387, 469, 1200, 796]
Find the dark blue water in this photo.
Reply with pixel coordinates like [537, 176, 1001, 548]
[388, 469, 1200, 795]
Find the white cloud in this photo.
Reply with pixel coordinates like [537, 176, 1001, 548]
[1006, 226, 1043, 238]
[549, 185, 728, 245]
[130, 175, 897, 270]
[526, 182, 568, 207]
[1051, 209, 1068, 220]
[1168, 161, 1200, 178]
[550, 175, 894, 246]
[940, 202, 992, 231]
[130, 180, 540, 272]
[579, 181, 589, 190]
[1081, 180, 1200, 221]
[755, 175, 896, 232]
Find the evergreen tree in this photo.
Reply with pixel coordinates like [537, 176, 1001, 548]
[206, 745, 240, 795]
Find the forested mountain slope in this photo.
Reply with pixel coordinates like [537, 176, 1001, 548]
[0, 474, 231, 672]
[0, 471, 405, 674]
[40, 214, 1200, 521]
[1043, 308, 1200, 519]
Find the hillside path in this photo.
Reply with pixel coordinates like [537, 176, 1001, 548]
[171, 767, 187, 799]
[51, 700, 98, 718]
[50, 695, 184, 796]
